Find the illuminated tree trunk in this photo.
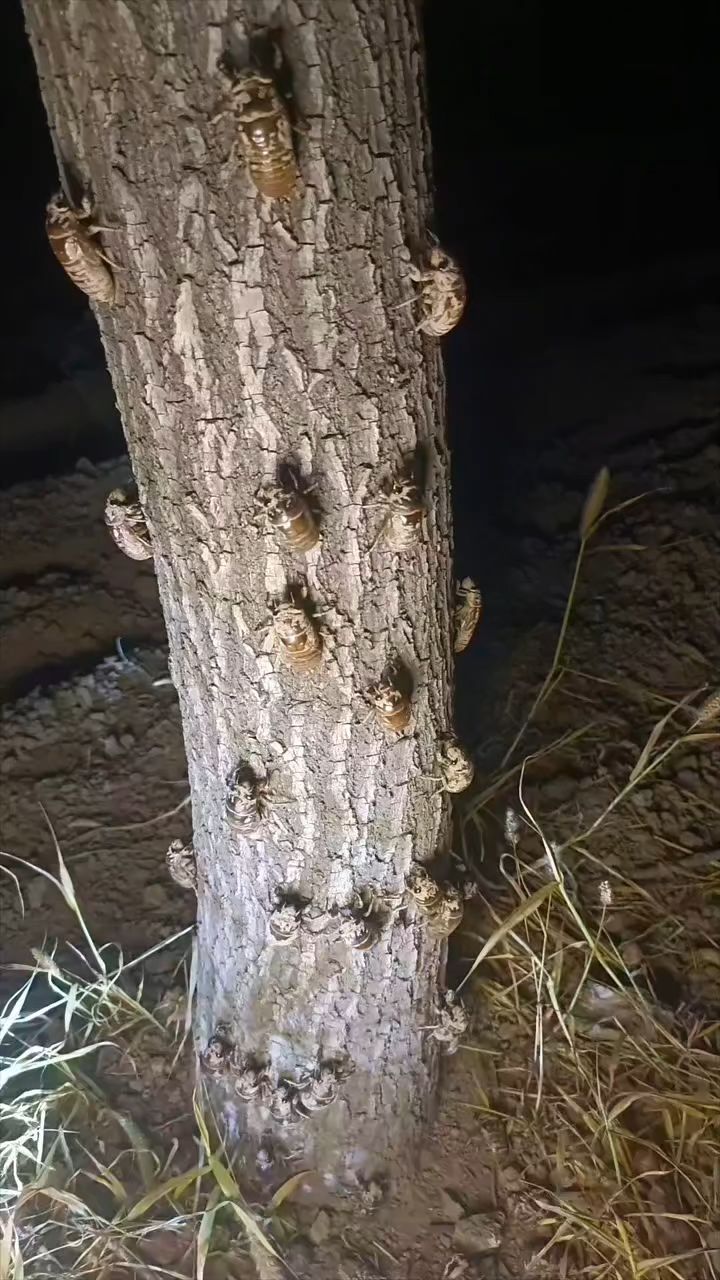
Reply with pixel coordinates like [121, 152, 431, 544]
[24, 0, 454, 1189]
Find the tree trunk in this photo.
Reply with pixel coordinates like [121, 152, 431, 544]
[23, 0, 453, 1189]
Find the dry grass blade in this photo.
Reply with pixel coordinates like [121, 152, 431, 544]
[457, 881, 556, 992]
[580, 465, 610, 538]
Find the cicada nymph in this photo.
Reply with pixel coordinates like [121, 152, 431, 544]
[366, 663, 412, 735]
[406, 868, 464, 938]
[166, 839, 197, 892]
[270, 589, 323, 675]
[46, 192, 116, 304]
[255, 475, 319, 553]
[435, 735, 475, 794]
[454, 577, 482, 653]
[218, 65, 298, 199]
[426, 989, 468, 1055]
[407, 244, 466, 336]
[225, 765, 268, 839]
[382, 476, 426, 551]
[104, 487, 153, 561]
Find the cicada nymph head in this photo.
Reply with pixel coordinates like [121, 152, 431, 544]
[435, 735, 475, 794]
[427, 989, 468, 1055]
[454, 577, 482, 653]
[270, 589, 323, 675]
[46, 192, 116, 305]
[408, 244, 466, 337]
[221, 66, 298, 199]
[225, 764, 267, 839]
[255, 476, 319, 554]
[382, 476, 426, 552]
[166, 839, 197, 892]
[104, 487, 153, 561]
[366, 662, 413, 735]
[201, 1023, 234, 1076]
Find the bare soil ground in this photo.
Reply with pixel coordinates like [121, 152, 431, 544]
[1, 296, 718, 1275]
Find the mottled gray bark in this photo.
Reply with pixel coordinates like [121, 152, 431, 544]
[23, 0, 453, 1188]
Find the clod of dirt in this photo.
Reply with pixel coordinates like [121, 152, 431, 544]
[453, 1212, 505, 1255]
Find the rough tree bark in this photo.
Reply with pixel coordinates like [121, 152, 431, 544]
[23, 0, 454, 1190]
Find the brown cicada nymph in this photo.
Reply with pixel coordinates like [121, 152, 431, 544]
[104, 487, 153, 561]
[270, 590, 323, 675]
[407, 244, 466, 337]
[218, 66, 298, 199]
[454, 577, 482, 653]
[46, 192, 116, 305]
[255, 476, 319, 554]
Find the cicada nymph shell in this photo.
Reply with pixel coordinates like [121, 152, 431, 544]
[226, 765, 267, 839]
[435, 736, 475, 793]
[383, 477, 426, 551]
[255, 478, 319, 553]
[104, 487, 153, 561]
[270, 592, 322, 675]
[454, 577, 482, 653]
[166, 839, 197, 892]
[201, 1023, 234, 1075]
[227, 69, 298, 199]
[408, 245, 466, 337]
[427, 990, 468, 1055]
[366, 663, 412, 735]
[46, 192, 116, 304]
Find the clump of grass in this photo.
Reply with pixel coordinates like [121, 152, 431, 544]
[0, 839, 284, 1280]
[458, 471, 720, 1278]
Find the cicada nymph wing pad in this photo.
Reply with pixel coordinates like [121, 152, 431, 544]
[408, 244, 466, 336]
[46, 192, 116, 305]
[454, 577, 482, 653]
[104, 487, 153, 561]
